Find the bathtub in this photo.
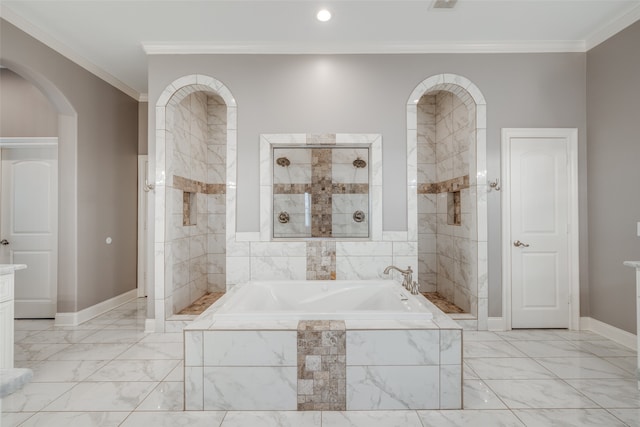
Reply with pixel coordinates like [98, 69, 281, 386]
[211, 280, 433, 321]
[184, 279, 462, 411]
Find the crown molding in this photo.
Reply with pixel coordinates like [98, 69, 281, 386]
[143, 40, 586, 55]
[138, 93, 149, 103]
[585, 3, 640, 51]
[0, 4, 142, 101]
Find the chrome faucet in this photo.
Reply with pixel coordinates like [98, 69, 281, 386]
[383, 265, 414, 292]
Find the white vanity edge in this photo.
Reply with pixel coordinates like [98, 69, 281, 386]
[0, 264, 27, 275]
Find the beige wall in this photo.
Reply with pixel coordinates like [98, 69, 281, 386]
[0, 68, 58, 137]
[587, 21, 640, 334]
[1, 19, 139, 313]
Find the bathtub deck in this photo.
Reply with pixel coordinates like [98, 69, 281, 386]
[183, 291, 463, 411]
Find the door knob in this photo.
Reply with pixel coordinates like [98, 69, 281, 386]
[513, 240, 530, 248]
[0, 239, 9, 246]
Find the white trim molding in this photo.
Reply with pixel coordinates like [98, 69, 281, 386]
[581, 317, 637, 351]
[142, 40, 586, 55]
[501, 128, 580, 331]
[585, 3, 640, 51]
[0, 137, 58, 148]
[54, 289, 138, 327]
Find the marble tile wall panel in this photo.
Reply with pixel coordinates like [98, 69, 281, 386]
[346, 330, 439, 366]
[203, 366, 297, 410]
[203, 331, 297, 366]
[346, 366, 439, 410]
[250, 256, 307, 281]
[331, 218, 369, 239]
[225, 256, 250, 287]
[332, 164, 369, 185]
[440, 364, 462, 409]
[336, 256, 393, 280]
[185, 366, 204, 410]
[185, 331, 203, 366]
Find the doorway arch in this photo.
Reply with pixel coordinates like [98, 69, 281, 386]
[0, 60, 79, 320]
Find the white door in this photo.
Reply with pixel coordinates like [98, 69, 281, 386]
[505, 130, 576, 329]
[1, 147, 58, 318]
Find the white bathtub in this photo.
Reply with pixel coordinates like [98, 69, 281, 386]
[211, 280, 433, 321]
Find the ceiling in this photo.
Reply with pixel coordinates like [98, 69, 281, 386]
[1, 0, 639, 100]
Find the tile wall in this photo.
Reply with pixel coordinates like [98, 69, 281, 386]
[417, 91, 476, 313]
[224, 133, 415, 287]
[165, 92, 227, 314]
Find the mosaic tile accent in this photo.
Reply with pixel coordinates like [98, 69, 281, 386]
[417, 175, 470, 194]
[173, 175, 226, 194]
[306, 241, 336, 280]
[183, 192, 194, 226]
[331, 183, 369, 194]
[448, 191, 461, 226]
[311, 148, 333, 237]
[273, 183, 368, 195]
[273, 184, 313, 194]
[297, 320, 346, 411]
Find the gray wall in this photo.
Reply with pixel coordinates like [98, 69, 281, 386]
[149, 53, 588, 317]
[587, 21, 640, 334]
[0, 68, 58, 137]
[1, 19, 139, 312]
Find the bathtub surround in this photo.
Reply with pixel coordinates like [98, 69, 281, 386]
[184, 281, 463, 410]
[297, 320, 347, 411]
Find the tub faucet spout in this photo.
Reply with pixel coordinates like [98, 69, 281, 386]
[383, 265, 413, 291]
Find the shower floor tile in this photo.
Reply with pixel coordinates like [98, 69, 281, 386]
[177, 292, 225, 315]
[421, 292, 466, 314]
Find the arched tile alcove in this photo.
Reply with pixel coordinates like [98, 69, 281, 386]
[407, 74, 488, 330]
[154, 75, 237, 332]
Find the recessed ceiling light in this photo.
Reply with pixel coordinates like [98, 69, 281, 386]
[317, 9, 332, 22]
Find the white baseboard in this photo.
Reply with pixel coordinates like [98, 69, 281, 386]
[55, 289, 138, 326]
[581, 316, 637, 350]
[487, 317, 506, 331]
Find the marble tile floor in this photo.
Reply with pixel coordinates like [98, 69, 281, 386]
[2, 298, 640, 426]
